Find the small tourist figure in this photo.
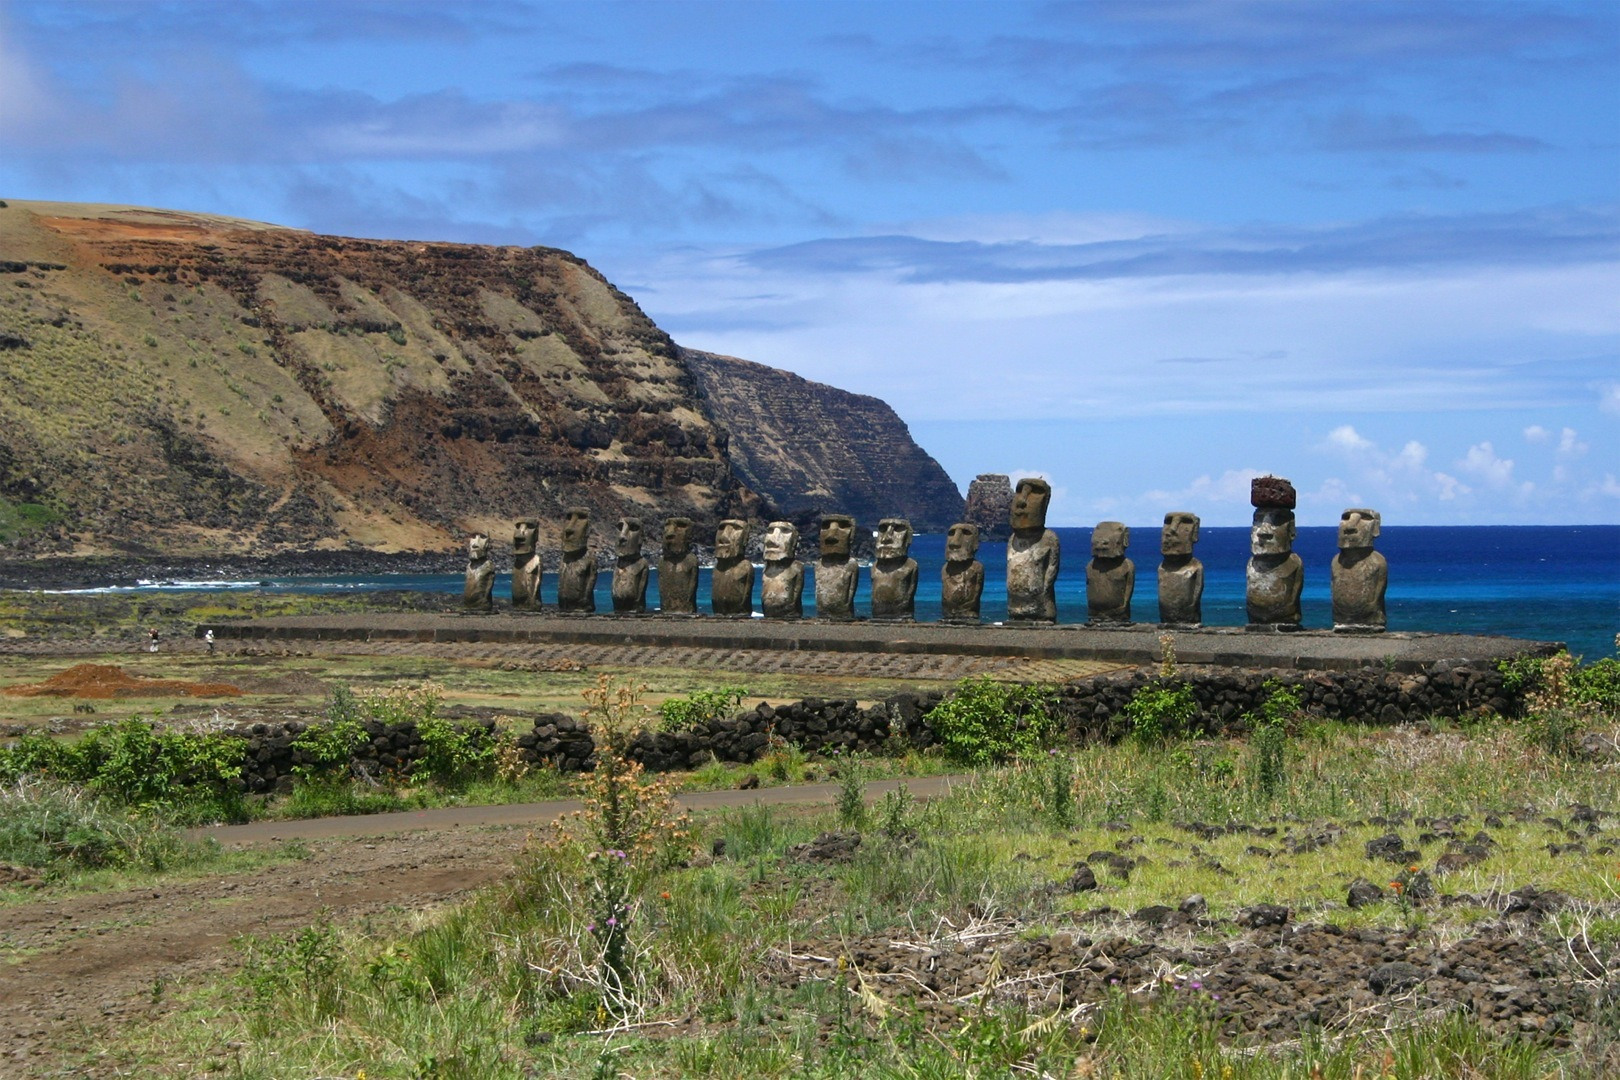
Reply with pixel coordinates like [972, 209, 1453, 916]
[147, 628, 160, 653]
[204, 628, 215, 655]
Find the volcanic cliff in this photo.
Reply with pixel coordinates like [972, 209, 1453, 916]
[0, 200, 962, 556]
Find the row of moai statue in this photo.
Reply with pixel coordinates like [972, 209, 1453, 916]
[462, 475, 1386, 630]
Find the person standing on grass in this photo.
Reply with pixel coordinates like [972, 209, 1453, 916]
[147, 627, 159, 653]
[204, 628, 215, 655]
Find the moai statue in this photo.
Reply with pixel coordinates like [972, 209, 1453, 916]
[710, 519, 754, 617]
[1246, 477, 1303, 629]
[657, 517, 699, 614]
[557, 506, 597, 613]
[611, 517, 650, 613]
[870, 518, 918, 621]
[1006, 477, 1060, 623]
[511, 518, 542, 610]
[814, 513, 859, 620]
[940, 522, 985, 623]
[1086, 521, 1134, 624]
[1332, 508, 1387, 632]
[1157, 511, 1204, 627]
[761, 520, 805, 619]
[463, 533, 494, 612]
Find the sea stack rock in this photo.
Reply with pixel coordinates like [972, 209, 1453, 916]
[964, 474, 1014, 540]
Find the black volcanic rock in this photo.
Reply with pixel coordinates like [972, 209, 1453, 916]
[682, 349, 964, 531]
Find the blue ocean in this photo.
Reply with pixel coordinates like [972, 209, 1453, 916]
[78, 526, 1619, 661]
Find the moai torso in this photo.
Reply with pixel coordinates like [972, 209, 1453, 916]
[611, 518, 649, 613]
[870, 518, 917, 621]
[710, 519, 754, 617]
[1006, 479, 1059, 623]
[814, 514, 859, 619]
[1332, 508, 1387, 630]
[1157, 512, 1203, 626]
[762, 521, 805, 619]
[557, 507, 597, 613]
[1246, 481, 1303, 628]
[511, 519, 542, 610]
[464, 534, 494, 611]
[657, 517, 699, 614]
[1086, 521, 1134, 624]
[940, 523, 984, 622]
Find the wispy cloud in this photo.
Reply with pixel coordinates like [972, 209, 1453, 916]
[740, 206, 1620, 284]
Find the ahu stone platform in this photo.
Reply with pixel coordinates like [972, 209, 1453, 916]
[199, 614, 1560, 675]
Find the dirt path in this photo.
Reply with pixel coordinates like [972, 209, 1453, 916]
[0, 776, 965, 1076]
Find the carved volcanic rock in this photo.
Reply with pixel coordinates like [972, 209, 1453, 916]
[683, 349, 964, 532]
[0, 201, 786, 555]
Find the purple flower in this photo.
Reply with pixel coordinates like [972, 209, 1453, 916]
[606, 917, 618, 927]
[1191, 982, 1202, 990]
[586, 923, 596, 932]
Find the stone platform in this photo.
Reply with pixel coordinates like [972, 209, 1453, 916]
[200, 613, 1559, 675]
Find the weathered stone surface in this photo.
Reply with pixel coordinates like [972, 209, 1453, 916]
[710, 519, 754, 617]
[870, 517, 918, 621]
[611, 517, 649, 613]
[762, 520, 805, 620]
[1247, 505, 1303, 629]
[510, 518, 542, 610]
[1086, 521, 1134, 624]
[1157, 511, 1203, 627]
[682, 349, 964, 530]
[940, 522, 984, 623]
[463, 533, 494, 611]
[1332, 508, 1387, 631]
[1006, 478, 1059, 623]
[1251, 475, 1297, 510]
[557, 507, 597, 613]
[813, 514, 859, 620]
[964, 473, 1014, 540]
[657, 517, 698, 614]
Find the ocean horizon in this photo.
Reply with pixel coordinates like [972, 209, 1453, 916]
[58, 525, 1619, 662]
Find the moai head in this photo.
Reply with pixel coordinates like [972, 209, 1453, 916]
[764, 520, 800, 563]
[1161, 512, 1200, 557]
[468, 533, 490, 561]
[1010, 478, 1052, 532]
[616, 518, 644, 560]
[1091, 521, 1129, 559]
[875, 518, 913, 560]
[945, 522, 980, 563]
[1338, 508, 1381, 551]
[561, 507, 591, 556]
[714, 519, 748, 561]
[512, 519, 539, 556]
[1250, 508, 1296, 557]
[819, 514, 855, 558]
[662, 517, 693, 559]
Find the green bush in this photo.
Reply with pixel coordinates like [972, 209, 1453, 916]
[658, 685, 747, 732]
[1, 719, 246, 821]
[1248, 680, 1301, 798]
[924, 677, 1058, 765]
[1498, 647, 1620, 715]
[1121, 683, 1199, 744]
[291, 687, 369, 780]
[410, 715, 493, 788]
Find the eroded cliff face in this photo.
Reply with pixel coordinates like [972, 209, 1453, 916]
[0, 200, 962, 557]
[0, 201, 763, 554]
[684, 349, 965, 532]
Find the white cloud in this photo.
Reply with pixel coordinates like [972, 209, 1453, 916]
[1434, 472, 1468, 500]
[1323, 424, 1375, 453]
[1523, 424, 1550, 443]
[1601, 384, 1620, 416]
[1458, 442, 1515, 486]
[1600, 475, 1620, 499]
[1558, 427, 1588, 456]
[1141, 468, 1263, 506]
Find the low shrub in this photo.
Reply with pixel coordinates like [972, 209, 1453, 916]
[0, 777, 205, 873]
[1122, 682, 1200, 744]
[658, 685, 747, 732]
[925, 677, 1058, 765]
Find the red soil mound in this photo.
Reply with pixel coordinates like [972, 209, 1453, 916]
[3, 664, 242, 700]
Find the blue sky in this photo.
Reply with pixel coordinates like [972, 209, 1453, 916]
[3, 0, 1616, 526]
